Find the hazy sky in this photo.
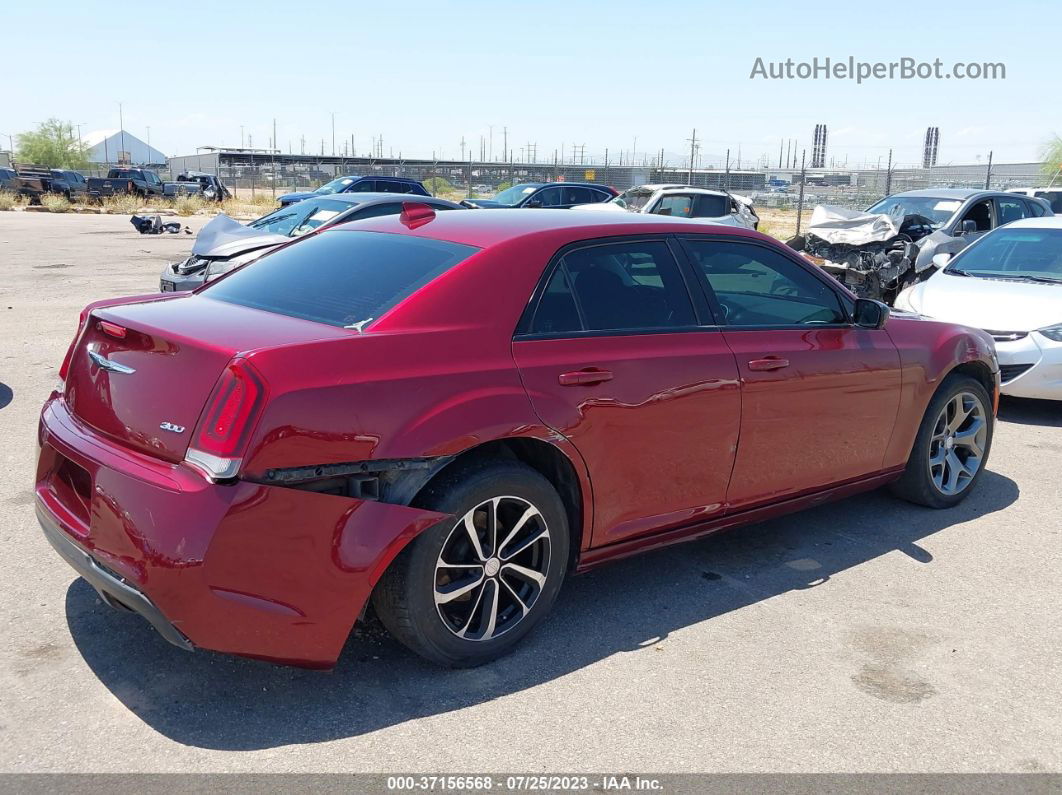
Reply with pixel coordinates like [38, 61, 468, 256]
[4, 0, 1058, 168]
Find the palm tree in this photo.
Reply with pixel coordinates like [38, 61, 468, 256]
[1042, 135, 1062, 187]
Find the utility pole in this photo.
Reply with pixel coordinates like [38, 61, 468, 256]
[272, 118, 277, 199]
[241, 126, 245, 149]
[118, 102, 126, 164]
[460, 136, 466, 161]
[488, 124, 494, 161]
[985, 150, 994, 189]
[724, 148, 730, 190]
[687, 128, 698, 184]
[778, 138, 783, 169]
[796, 150, 807, 235]
[885, 148, 893, 196]
[146, 126, 150, 150]
[502, 127, 508, 165]
[331, 112, 336, 156]
[351, 134, 355, 159]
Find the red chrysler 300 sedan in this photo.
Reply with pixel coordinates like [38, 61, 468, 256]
[36, 206, 999, 668]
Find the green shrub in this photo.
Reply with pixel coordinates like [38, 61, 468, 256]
[0, 191, 27, 211]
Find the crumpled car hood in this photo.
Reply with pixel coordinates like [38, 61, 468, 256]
[191, 213, 290, 258]
[904, 271, 1062, 331]
[807, 204, 903, 246]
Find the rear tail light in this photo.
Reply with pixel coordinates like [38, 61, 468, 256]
[58, 306, 92, 388]
[185, 358, 267, 481]
[97, 320, 127, 339]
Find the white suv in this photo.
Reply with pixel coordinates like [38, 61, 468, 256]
[574, 184, 759, 229]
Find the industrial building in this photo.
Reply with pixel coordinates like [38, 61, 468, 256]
[83, 129, 166, 166]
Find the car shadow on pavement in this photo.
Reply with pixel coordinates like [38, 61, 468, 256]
[65, 471, 1018, 751]
[997, 396, 1062, 428]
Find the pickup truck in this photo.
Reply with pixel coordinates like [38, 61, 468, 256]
[10, 165, 88, 202]
[87, 168, 201, 200]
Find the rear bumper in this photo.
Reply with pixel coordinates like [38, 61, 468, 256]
[37, 506, 193, 652]
[37, 395, 448, 667]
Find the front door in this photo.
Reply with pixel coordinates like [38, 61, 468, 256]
[512, 237, 741, 547]
[681, 237, 902, 511]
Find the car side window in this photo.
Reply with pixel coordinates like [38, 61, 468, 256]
[529, 240, 696, 334]
[564, 186, 593, 205]
[349, 202, 405, 220]
[959, 200, 992, 231]
[348, 181, 377, 192]
[693, 194, 729, 218]
[653, 195, 694, 217]
[535, 187, 564, 207]
[685, 240, 847, 327]
[587, 188, 611, 203]
[996, 197, 1029, 225]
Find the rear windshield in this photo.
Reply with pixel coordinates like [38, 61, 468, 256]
[203, 230, 479, 329]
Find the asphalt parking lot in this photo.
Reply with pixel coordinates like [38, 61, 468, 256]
[1, 211, 1060, 774]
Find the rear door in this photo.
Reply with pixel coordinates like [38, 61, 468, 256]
[512, 236, 741, 547]
[681, 237, 902, 510]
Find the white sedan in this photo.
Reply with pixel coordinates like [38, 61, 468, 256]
[574, 184, 759, 229]
[895, 217, 1062, 400]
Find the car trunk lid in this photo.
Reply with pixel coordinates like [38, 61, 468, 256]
[63, 295, 350, 463]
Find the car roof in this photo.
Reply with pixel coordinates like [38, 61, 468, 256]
[331, 174, 420, 182]
[333, 206, 764, 248]
[999, 216, 1062, 230]
[889, 188, 998, 199]
[295, 192, 449, 206]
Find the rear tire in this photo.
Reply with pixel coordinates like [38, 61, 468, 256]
[373, 460, 569, 667]
[890, 374, 993, 508]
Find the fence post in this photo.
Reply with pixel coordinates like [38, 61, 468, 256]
[796, 150, 807, 237]
[884, 148, 893, 197]
[985, 150, 993, 189]
[604, 148, 609, 186]
[724, 149, 730, 191]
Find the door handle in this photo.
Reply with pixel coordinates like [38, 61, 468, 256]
[558, 368, 614, 386]
[748, 357, 790, 371]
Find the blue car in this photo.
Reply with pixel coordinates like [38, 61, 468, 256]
[278, 175, 429, 206]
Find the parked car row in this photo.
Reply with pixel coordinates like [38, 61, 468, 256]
[0, 165, 230, 203]
[2, 165, 90, 202]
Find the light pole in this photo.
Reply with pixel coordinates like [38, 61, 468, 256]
[118, 102, 126, 164]
[331, 112, 336, 156]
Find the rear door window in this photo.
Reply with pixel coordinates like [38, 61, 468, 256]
[530, 240, 696, 333]
[693, 194, 730, 218]
[653, 195, 694, 217]
[996, 197, 1029, 225]
[348, 180, 377, 192]
[204, 230, 479, 329]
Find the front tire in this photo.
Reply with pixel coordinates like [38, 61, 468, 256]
[373, 460, 570, 667]
[890, 374, 993, 508]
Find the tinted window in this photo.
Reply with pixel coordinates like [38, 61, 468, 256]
[348, 180, 377, 192]
[686, 240, 847, 326]
[586, 188, 612, 204]
[348, 202, 404, 220]
[205, 231, 479, 328]
[539, 240, 695, 332]
[959, 200, 992, 231]
[996, 197, 1029, 225]
[693, 194, 730, 218]
[534, 187, 565, 207]
[529, 266, 581, 335]
[564, 187, 593, 205]
[1033, 191, 1062, 213]
[1027, 199, 1047, 217]
[378, 180, 411, 193]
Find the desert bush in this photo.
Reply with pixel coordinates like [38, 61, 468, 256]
[0, 191, 28, 211]
[175, 195, 206, 216]
[41, 194, 72, 213]
[102, 194, 145, 214]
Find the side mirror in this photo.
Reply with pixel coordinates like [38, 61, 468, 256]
[932, 252, 952, 268]
[853, 298, 889, 330]
[959, 219, 978, 235]
[525, 198, 543, 208]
